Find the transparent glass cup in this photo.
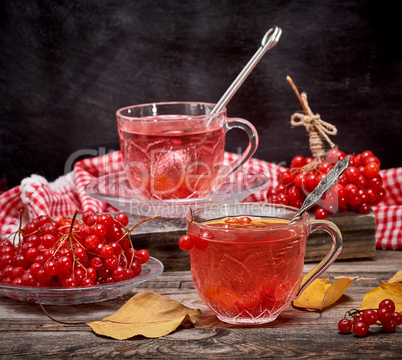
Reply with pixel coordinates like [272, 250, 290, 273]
[186, 202, 343, 325]
[116, 102, 258, 200]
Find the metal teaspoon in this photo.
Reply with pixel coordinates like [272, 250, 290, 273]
[206, 26, 282, 127]
[290, 156, 351, 223]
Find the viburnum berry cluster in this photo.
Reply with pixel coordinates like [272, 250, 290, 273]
[0, 210, 151, 288]
[338, 299, 402, 337]
[267, 148, 386, 219]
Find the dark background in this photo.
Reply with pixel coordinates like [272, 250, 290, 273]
[1, 0, 401, 190]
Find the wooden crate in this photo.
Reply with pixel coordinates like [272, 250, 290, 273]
[129, 211, 377, 272]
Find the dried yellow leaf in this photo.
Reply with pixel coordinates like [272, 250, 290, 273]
[388, 270, 402, 283]
[360, 283, 402, 312]
[292, 278, 352, 311]
[87, 291, 201, 340]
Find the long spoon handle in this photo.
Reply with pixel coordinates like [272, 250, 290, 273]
[210, 26, 282, 115]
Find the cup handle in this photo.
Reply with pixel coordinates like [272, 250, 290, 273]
[223, 117, 259, 175]
[294, 219, 343, 299]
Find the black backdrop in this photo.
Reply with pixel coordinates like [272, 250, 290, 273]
[1, 0, 401, 190]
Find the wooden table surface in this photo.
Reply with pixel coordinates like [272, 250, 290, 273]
[0, 249, 401, 359]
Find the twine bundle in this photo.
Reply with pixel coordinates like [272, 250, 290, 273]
[287, 76, 338, 159]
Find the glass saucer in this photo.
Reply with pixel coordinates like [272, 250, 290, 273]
[0, 257, 163, 305]
[85, 169, 269, 218]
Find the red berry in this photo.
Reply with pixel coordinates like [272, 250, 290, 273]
[0, 254, 13, 269]
[362, 309, 378, 325]
[112, 266, 128, 282]
[82, 210, 95, 224]
[62, 276, 78, 288]
[276, 192, 289, 205]
[99, 244, 114, 259]
[41, 222, 58, 236]
[21, 272, 37, 286]
[353, 321, 369, 337]
[135, 249, 150, 264]
[130, 261, 142, 277]
[366, 176, 383, 191]
[377, 307, 392, 324]
[79, 224, 94, 239]
[303, 172, 319, 193]
[315, 207, 328, 219]
[12, 277, 22, 286]
[379, 299, 396, 313]
[37, 215, 52, 227]
[85, 235, 100, 250]
[43, 260, 59, 277]
[344, 166, 360, 184]
[24, 222, 38, 235]
[108, 226, 124, 242]
[25, 247, 39, 262]
[80, 278, 95, 287]
[114, 213, 129, 227]
[12, 266, 25, 279]
[74, 247, 87, 262]
[338, 318, 352, 333]
[57, 256, 73, 272]
[361, 150, 374, 162]
[178, 235, 194, 252]
[290, 155, 306, 169]
[318, 161, 333, 174]
[98, 214, 114, 230]
[364, 155, 380, 166]
[287, 186, 301, 201]
[41, 234, 57, 248]
[86, 214, 99, 226]
[240, 216, 252, 223]
[86, 267, 97, 280]
[281, 170, 295, 185]
[364, 162, 380, 178]
[104, 255, 118, 270]
[36, 269, 51, 283]
[294, 172, 304, 188]
[25, 234, 41, 247]
[358, 202, 371, 214]
[392, 312, 402, 326]
[90, 256, 103, 270]
[382, 319, 397, 333]
[93, 224, 107, 237]
[327, 149, 345, 164]
[13, 254, 30, 268]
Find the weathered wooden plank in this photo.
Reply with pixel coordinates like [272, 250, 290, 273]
[0, 250, 400, 359]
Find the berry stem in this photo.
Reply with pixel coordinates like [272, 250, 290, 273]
[286, 76, 309, 115]
[127, 215, 162, 233]
[125, 215, 161, 268]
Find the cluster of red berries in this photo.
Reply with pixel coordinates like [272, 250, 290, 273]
[338, 299, 402, 337]
[0, 211, 150, 288]
[267, 149, 386, 219]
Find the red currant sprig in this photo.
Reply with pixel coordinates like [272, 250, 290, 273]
[338, 299, 401, 337]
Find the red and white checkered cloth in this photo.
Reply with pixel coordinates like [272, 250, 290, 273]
[0, 151, 400, 249]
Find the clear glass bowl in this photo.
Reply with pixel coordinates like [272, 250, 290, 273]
[0, 257, 163, 305]
[85, 169, 269, 218]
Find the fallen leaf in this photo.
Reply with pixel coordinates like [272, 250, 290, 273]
[293, 278, 352, 311]
[388, 270, 402, 283]
[87, 291, 201, 339]
[360, 283, 402, 312]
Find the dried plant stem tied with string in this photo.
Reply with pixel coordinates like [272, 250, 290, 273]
[287, 76, 338, 160]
